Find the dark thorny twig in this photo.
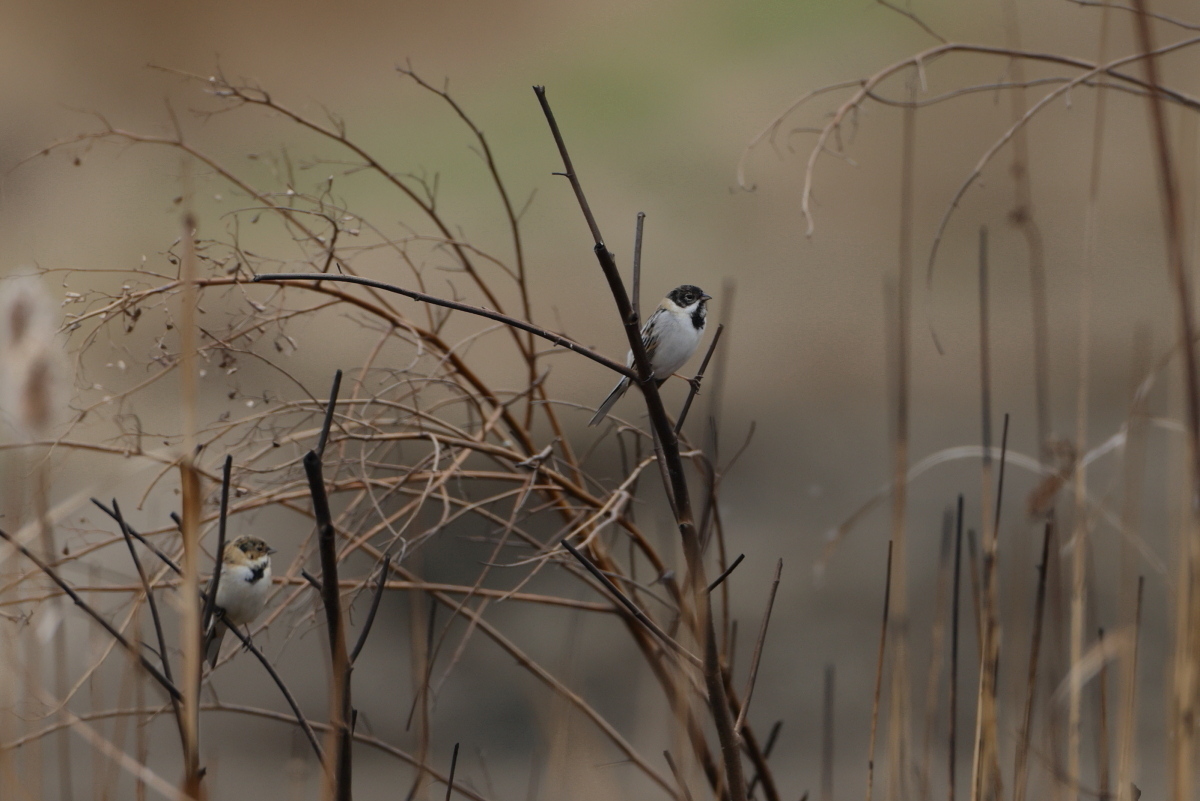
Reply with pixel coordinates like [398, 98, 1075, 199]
[252, 274, 634, 380]
[201, 455, 234, 641]
[561, 540, 700, 668]
[676, 324, 726, 435]
[304, 369, 353, 800]
[706, 554, 745, 594]
[733, 559, 783, 734]
[350, 555, 392, 665]
[533, 84, 747, 801]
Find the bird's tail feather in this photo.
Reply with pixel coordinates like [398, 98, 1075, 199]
[588, 378, 631, 426]
[204, 620, 227, 668]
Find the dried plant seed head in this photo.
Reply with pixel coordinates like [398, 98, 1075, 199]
[0, 273, 57, 358]
[19, 355, 54, 433]
[7, 294, 30, 348]
[0, 272, 68, 437]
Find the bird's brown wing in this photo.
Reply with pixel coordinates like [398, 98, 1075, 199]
[639, 311, 661, 366]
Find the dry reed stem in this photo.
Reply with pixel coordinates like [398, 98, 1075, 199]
[865, 541, 894, 801]
[732, 559, 782, 736]
[883, 82, 916, 801]
[1065, 8, 1113, 797]
[1115, 329, 1150, 801]
[821, 664, 835, 801]
[970, 226, 1001, 801]
[1013, 520, 1054, 801]
[950, 496, 964, 801]
[1127, 4, 1200, 800]
[919, 511, 955, 798]
[177, 204, 204, 799]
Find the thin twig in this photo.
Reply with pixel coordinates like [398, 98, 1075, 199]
[746, 721, 783, 800]
[111, 500, 187, 753]
[1013, 518, 1054, 801]
[561, 540, 701, 668]
[665, 750, 696, 801]
[1115, 576, 1144, 801]
[875, 0, 948, 43]
[633, 212, 645, 326]
[111, 501, 176, 689]
[949, 496, 963, 801]
[865, 540, 894, 801]
[253, 273, 633, 379]
[91, 499, 180, 573]
[349, 555, 391, 664]
[218, 611, 326, 763]
[1068, 0, 1200, 31]
[993, 414, 1010, 535]
[445, 742, 461, 801]
[706, 553, 745, 593]
[734, 559, 783, 734]
[201, 455, 233, 639]
[676, 324, 726, 435]
[821, 664, 835, 801]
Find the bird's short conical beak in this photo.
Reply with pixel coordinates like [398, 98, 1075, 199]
[267, 546, 278, 555]
[701, 293, 713, 301]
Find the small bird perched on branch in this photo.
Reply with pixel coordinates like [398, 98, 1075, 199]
[204, 535, 274, 667]
[588, 284, 711, 426]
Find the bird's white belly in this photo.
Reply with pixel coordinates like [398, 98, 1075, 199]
[648, 313, 703, 378]
[216, 563, 271, 625]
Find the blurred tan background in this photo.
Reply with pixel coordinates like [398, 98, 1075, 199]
[3, 0, 1199, 799]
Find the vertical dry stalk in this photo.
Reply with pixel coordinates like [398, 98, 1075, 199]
[1116, 330, 1150, 801]
[177, 205, 204, 799]
[821, 664, 835, 801]
[0, 568, 14, 798]
[884, 83, 917, 801]
[136, 611, 148, 801]
[407, 583, 432, 801]
[865, 541, 894, 801]
[1067, 8, 1112, 797]
[999, 0, 1052, 462]
[920, 511, 955, 798]
[950, 497, 964, 801]
[1096, 627, 1111, 800]
[1012, 520, 1053, 801]
[1116, 577, 1145, 801]
[306, 370, 352, 801]
[971, 227, 1001, 801]
[36, 465, 73, 801]
[1128, 4, 1200, 800]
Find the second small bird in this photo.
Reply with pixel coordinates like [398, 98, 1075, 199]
[588, 284, 711, 426]
[204, 535, 274, 667]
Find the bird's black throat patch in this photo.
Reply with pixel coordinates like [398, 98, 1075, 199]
[247, 564, 266, 583]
